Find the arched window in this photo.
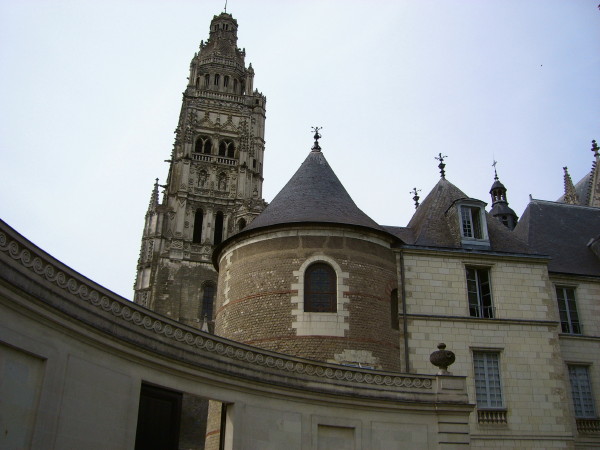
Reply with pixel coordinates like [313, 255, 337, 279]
[237, 218, 246, 231]
[194, 136, 211, 154]
[390, 289, 399, 330]
[304, 263, 337, 312]
[195, 77, 200, 88]
[201, 282, 215, 320]
[218, 141, 226, 156]
[226, 140, 235, 158]
[213, 211, 224, 245]
[204, 74, 210, 87]
[214, 74, 220, 86]
[224, 76, 229, 88]
[233, 79, 238, 93]
[193, 209, 203, 243]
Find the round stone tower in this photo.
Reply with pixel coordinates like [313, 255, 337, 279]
[212, 133, 401, 371]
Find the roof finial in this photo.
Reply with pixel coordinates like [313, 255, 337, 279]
[224, 0, 227, 13]
[435, 153, 447, 179]
[311, 126, 322, 152]
[410, 187, 421, 209]
[592, 139, 599, 157]
[492, 159, 499, 180]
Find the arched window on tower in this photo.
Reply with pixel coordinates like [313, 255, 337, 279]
[224, 76, 230, 88]
[204, 74, 210, 87]
[214, 74, 220, 86]
[193, 209, 203, 243]
[237, 218, 246, 231]
[218, 141, 226, 156]
[390, 289, 399, 330]
[304, 263, 337, 312]
[194, 136, 212, 154]
[226, 140, 235, 158]
[213, 211, 224, 245]
[195, 77, 200, 88]
[201, 282, 215, 321]
[233, 79, 238, 93]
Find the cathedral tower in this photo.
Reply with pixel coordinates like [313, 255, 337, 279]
[134, 12, 267, 329]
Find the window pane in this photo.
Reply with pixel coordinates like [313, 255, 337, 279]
[569, 365, 596, 418]
[305, 263, 336, 312]
[473, 352, 503, 409]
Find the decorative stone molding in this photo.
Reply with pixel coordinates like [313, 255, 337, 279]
[0, 224, 436, 391]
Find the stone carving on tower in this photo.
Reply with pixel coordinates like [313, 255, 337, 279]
[134, 12, 267, 330]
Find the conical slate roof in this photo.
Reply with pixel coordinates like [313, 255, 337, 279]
[245, 149, 385, 233]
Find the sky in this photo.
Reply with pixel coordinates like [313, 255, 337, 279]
[1, 0, 598, 300]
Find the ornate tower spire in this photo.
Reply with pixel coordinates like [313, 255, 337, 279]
[134, 12, 267, 327]
[562, 167, 579, 205]
[588, 140, 600, 207]
[489, 162, 518, 230]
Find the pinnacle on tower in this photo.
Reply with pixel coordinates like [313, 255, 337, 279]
[562, 167, 579, 205]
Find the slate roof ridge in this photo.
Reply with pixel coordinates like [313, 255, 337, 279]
[531, 197, 600, 211]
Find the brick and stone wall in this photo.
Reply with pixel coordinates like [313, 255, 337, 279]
[215, 227, 401, 370]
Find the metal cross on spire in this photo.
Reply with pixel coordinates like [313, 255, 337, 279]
[435, 153, 448, 179]
[224, 0, 228, 13]
[311, 126, 322, 152]
[492, 159, 499, 180]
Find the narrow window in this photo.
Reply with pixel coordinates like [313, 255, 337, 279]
[568, 365, 597, 418]
[214, 74, 220, 86]
[233, 79, 238, 93]
[304, 263, 336, 312]
[194, 137, 203, 153]
[461, 206, 483, 239]
[238, 218, 246, 231]
[204, 74, 210, 87]
[202, 138, 212, 154]
[227, 141, 235, 158]
[473, 352, 503, 409]
[218, 141, 226, 156]
[195, 76, 200, 88]
[201, 282, 215, 321]
[224, 76, 229, 87]
[213, 211, 224, 245]
[466, 267, 493, 318]
[391, 289, 399, 330]
[556, 286, 581, 334]
[192, 209, 203, 243]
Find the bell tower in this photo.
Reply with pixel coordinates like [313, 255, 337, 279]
[134, 12, 267, 330]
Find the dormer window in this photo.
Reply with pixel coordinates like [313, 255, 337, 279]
[461, 206, 484, 239]
[454, 200, 490, 248]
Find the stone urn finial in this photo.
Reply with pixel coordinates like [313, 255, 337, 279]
[429, 343, 456, 375]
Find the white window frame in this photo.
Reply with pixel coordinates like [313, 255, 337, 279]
[456, 200, 490, 248]
[555, 285, 582, 335]
[466, 266, 494, 318]
[473, 351, 504, 409]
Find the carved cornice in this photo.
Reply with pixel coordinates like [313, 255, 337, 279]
[0, 221, 441, 395]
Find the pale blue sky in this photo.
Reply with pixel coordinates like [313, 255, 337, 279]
[1, 0, 598, 298]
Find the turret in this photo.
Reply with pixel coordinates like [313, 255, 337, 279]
[489, 164, 518, 230]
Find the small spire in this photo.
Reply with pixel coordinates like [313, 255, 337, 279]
[435, 153, 447, 179]
[492, 159, 499, 180]
[562, 166, 579, 205]
[410, 187, 421, 209]
[224, 0, 227, 13]
[591, 139, 599, 157]
[311, 126, 322, 152]
[147, 178, 160, 212]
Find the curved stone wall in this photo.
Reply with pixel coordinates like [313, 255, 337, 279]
[215, 226, 402, 370]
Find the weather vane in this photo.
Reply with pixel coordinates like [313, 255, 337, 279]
[311, 126, 322, 152]
[435, 153, 447, 179]
[410, 187, 421, 209]
[224, 0, 228, 13]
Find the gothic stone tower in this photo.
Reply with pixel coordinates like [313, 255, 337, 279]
[134, 12, 267, 330]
